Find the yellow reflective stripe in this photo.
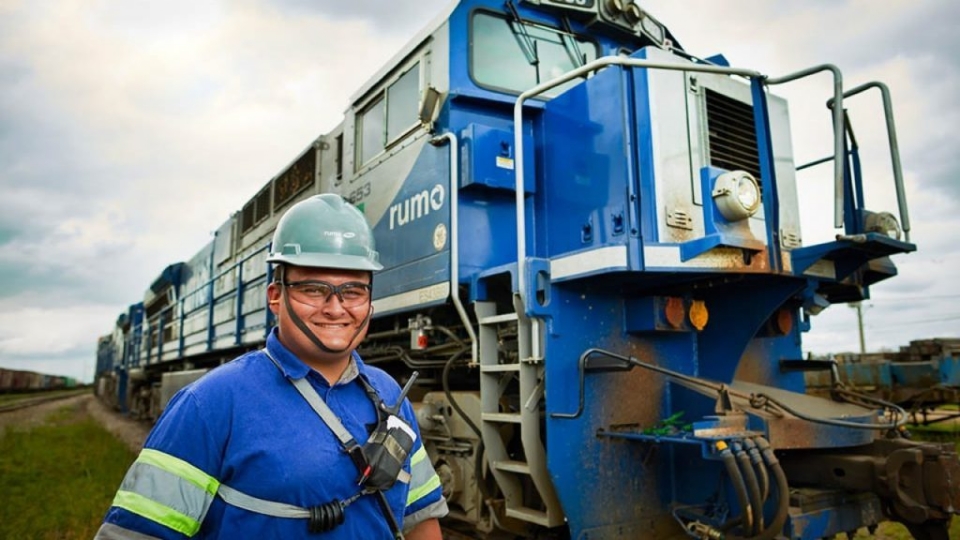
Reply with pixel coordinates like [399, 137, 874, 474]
[406, 472, 441, 507]
[113, 490, 202, 536]
[410, 445, 428, 467]
[137, 448, 220, 496]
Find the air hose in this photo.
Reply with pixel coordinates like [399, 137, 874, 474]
[717, 441, 753, 535]
[741, 438, 769, 502]
[733, 442, 764, 535]
[702, 437, 788, 540]
[725, 437, 789, 540]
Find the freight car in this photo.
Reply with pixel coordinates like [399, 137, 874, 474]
[95, 1, 960, 538]
[805, 338, 960, 422]
[0, 367, 77, 393]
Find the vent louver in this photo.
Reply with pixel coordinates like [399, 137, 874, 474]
[705, 89, 762, 182]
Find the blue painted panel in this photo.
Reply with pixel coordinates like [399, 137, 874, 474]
[149, 262, 186, 293]
[456, 190, 518, 282]
[117, 369, 128, 413]
[460, 123, 535, 192]
[374, 252, 451, 302]
[373, 143, 450, 269]
[444, 101, 537, 286]
[696, 281, 804, 384]
[784, 496, 882, 540]
[540, 63, 632, 258]
[890, 362, 939, 387]
[941, 357, 960, 386]
[837, 362, 893, 388]
[370, 141, 451, 305]
[545, 285, 726, 537]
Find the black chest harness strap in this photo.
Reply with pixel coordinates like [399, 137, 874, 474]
[214, 349, 418, 538]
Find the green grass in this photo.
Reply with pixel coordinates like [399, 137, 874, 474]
[0, 402, 135, 539]
[911, 423, 960, 437]
[854, 519, 960, 540]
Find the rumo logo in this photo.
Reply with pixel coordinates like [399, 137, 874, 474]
[389, 184, 445, 230]
[323, 231, 356, 239]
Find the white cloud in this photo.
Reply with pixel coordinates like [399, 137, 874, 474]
[0, 0, 444, 381]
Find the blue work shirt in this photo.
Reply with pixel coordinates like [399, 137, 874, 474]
[97, 329, 446, 539]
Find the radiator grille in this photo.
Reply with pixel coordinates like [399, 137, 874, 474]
[705, 89, 761, 181]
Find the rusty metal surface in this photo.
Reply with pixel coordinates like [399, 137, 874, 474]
[730, 380, 879, 449]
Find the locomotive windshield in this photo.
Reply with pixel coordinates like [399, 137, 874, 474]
[471, 11, 598, 97]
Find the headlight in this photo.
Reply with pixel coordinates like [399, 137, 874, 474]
[622, 1, 642, 24]
[604, 0, 624, 14]
[712, 171, 762, 221]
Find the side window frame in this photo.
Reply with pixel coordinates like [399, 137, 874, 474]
[468, 9, 599, 98]
[353, 55, 426, 172]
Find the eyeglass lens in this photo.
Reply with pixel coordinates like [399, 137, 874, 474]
[284, 281, 370, 307]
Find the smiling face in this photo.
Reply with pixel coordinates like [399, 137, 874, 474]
[267, 264, 373, 380]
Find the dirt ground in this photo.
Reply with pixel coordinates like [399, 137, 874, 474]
[0, 393, 150, 453]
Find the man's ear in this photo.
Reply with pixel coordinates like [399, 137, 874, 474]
[266, 282, 282, 314]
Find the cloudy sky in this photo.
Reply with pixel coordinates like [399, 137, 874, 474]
[1, 0, 956, 382]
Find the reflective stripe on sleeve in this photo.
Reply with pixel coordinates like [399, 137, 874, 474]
[136, 449, 220, 495]
[111, 449, 221, 536]
[405, 446, 442, 507]
[112, 491, 202, 536]
[410, 445, 428, 468]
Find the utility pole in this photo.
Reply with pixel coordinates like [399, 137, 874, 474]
[851, 302, 866, 357]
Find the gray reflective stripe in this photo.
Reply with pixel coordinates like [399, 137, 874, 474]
[118, 460, 216, 529]
[406, 446, 442, 507]
[94, 522, 164, 540]
[408, 446, 436, 488]
[262, 349, 356, 447]
[216, 484, 311, 518]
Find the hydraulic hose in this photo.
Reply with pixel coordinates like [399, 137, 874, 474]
[751, 437, 790, 540]
[742, 438, 770, 502]
[734, 442, 764, 535]
[719, 437, 789, 540]
[718, 441, 754, 535]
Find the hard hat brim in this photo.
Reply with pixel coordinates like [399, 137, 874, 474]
[267, 252, 383, 272]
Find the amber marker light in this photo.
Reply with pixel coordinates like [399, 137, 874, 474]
[689, 300, 709, 331]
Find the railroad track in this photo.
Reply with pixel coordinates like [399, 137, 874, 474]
[0, 390, 90, 413]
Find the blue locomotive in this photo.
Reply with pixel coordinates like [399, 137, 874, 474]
[95, 1, 960, 538]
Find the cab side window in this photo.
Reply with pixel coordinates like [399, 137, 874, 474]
[355, 62, 421, 169]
